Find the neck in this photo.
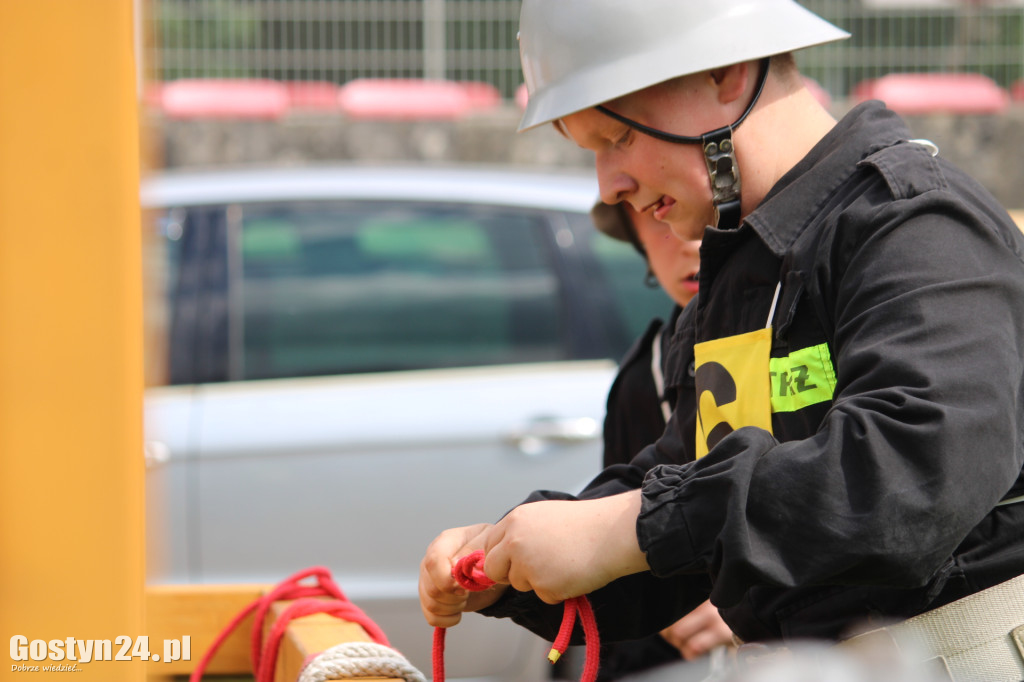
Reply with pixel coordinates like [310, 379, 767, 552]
[735, 77, 837, 216]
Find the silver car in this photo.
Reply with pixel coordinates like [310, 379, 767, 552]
[142, 164, 672, 682]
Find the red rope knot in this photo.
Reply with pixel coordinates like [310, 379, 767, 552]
[432, 550, 600, 682]
[451, 550, 496, 591]
[188, 566, 393, 682]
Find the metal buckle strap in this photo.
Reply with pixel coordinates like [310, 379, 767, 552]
[702, 128, 742, 231]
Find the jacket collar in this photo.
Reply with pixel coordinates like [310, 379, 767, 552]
[743, 101, 910, 258]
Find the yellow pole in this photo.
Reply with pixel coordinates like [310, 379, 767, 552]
[0, 1, 145, 681]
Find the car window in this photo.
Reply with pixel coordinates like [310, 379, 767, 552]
[236, 201, 568, 380]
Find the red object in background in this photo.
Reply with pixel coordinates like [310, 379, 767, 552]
[286, 81, 342, 111]
[143, 82, 165, 110]
[460, 81, 503, 109]
[160, 79, 291, 119]
[338, 78, 501, 120]
[850, 72, 1009, 115]
[1009, 79, 1024, 102]
[150, 78, 505, 120]
[515, 83, 530, 111]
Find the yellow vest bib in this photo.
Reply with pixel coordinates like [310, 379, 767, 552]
[693, 283, 837, 458]
[694, 327, 774, 458]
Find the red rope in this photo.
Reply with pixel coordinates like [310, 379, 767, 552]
[432, 625, 447, 682]
[188, 566, 391, 682]
[432, 550, 600, 682]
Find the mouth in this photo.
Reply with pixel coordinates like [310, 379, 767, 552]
[637, 196, 664, 214]
[651, 196, 676, 221]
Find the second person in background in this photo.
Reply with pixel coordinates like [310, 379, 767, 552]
[589, 201, 734, 679]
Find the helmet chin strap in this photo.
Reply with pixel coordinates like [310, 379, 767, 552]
[595, 57, 770, 231]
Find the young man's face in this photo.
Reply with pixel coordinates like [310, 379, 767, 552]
[561, 76, 728, 243]
[626, 203, 701, 308]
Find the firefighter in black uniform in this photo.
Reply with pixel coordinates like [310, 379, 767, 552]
[420, 1, 1024, 676]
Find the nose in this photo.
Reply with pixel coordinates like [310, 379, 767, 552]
[595, 154, 637, 206]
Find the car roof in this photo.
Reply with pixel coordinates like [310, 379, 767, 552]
[141, 163, 600, 213]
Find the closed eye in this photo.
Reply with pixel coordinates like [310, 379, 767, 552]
[614, 127, 633, 148]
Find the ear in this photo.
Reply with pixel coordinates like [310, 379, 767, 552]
[707, 61, 752, 106]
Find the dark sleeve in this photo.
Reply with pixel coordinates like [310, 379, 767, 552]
[638, 197, 1024, 609]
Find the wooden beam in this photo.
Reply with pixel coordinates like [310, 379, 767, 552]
[146, 584, 270, 676]
[267, 600, 397, 682]
[146, 585, 404, 682]
[0, 2, 144, 681]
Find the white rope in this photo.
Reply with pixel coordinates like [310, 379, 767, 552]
[298, 641, 427, 682]
[765, 281, 781, 329]
[650, 328, 672, 424]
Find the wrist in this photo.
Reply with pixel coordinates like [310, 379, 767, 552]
[602, 490, 649, 577]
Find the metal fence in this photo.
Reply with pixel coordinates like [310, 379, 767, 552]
[799, 0, 1024, 99]
[146, 0, 1024, 100]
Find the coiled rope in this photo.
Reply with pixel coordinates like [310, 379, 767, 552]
[189, 566, 424, 682]
[299, 642, 425, 682]
[432, 550, 600, 682]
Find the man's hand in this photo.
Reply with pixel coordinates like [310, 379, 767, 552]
[420, 491, 649, 626]
[419, 523, 508, 628]
[659, 600, 734, 660]
[481, 491, 649, 604]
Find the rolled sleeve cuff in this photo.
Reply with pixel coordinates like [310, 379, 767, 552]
[637, 463, 701, 577]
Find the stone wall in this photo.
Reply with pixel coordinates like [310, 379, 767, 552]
[150, 102, 1024, 209]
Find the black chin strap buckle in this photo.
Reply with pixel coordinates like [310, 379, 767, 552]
[703, 128, 742, 230]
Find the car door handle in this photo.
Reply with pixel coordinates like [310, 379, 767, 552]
[144, 440, 171, 469]
[503, 416, 600, 455]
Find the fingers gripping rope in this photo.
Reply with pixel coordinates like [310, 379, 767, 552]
[432, 551, 600, 682]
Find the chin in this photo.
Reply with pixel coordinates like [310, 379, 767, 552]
[669, 222, 705, 242]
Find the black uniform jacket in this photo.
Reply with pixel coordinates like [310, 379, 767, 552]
[481, 101, 1024, 644]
